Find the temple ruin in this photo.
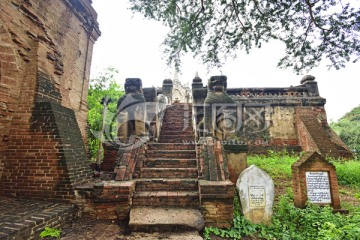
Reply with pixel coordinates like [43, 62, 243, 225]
[0, 0, 354, 238]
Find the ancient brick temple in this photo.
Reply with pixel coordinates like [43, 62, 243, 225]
[192, 75, 353, 158]
[0, 0, 354, 237]
[0, 0, 100, 200]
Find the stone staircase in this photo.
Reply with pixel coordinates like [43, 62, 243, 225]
[299, 113, 352, 158]
[129, 103, 204, 234]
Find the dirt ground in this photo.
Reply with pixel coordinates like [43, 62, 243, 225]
[60, 217, 128, 240]
[60, 217, 203, 240]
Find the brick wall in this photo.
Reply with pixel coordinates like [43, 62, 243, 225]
[199, 180, 234, 228]
[295, 107, 353, 158]
[0, 0, 100, 200]
[75, 181, 136, 220]
[0, 102, 92, 201]
[0, 19, 20, 180]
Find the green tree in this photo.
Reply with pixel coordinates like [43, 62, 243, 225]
[331, 105, 360, 158]
[129, 0, 360, 73]
[87, 67, 124, 161]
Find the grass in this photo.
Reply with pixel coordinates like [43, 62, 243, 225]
[333, 160, 360, 187]
[247, 150, 299, 179]
[204, 152, 360, 239]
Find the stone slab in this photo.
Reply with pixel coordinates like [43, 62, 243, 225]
[236, 165, 274, 225]
[125, 231, 203, 240]
[129, 207, 204, 232]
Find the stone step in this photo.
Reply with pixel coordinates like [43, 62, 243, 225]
[165, 110, 191, 113]
[163, 119, 192, 122]
[148, 143, 195, 150]
[129, 207, 204, 232]
[136, 178, 198, 192]
[159, 137, 194, 143]
[162, 122, 192, 126]
[160, 129, 194, 134]
[140, 168, 198, 178]
[162, 121, 192, 125]
[164, 115, 192, 117]
[163, 113, 192, 116]
[124, 231, 203, 240]
[163, 120, 192, 125]
[162, 115, 191, 119]
[165, 107, 192, 111]
[160, 128, 193, 134]
[145, 150, 196, 158]
[165, 111, 192, 114]
[160, 130, 194, 137]
[144, 159, 197, 168]
[132, 191, 200, 207]
[159, 134, 194, 140]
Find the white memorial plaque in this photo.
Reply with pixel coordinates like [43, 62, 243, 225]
[306, 171, 331, 204]
[249, 186, 266, 207]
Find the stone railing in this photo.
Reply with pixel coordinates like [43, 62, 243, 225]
[197, 136, 248, 227]
[113, 138, 147, 181]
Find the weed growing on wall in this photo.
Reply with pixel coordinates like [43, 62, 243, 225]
[39, 227, 61, 239]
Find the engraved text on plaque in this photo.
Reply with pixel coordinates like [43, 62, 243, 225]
[249, 186, 266, 207]
[305, 171, 331, 204]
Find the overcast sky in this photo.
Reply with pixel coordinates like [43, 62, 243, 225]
[90, 0, 360, 122]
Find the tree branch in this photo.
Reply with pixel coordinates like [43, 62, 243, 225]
[305, 0, 330, 31]
[300, 22, 312, 50]
[252, 0, 264, 15]
[231, 0, 245, 28]
[218, 8, 235, 42]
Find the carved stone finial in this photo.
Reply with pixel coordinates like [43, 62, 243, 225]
[193, 72, 202, 83]
[173, 70, 179, 83]
[208, 75, 227, 93]
[125, 78, 142, 94]
[300, 75, 316, 84]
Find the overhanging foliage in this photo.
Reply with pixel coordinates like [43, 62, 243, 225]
[129, 0, 360, 73]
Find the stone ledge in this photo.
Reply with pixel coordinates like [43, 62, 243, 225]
[129, 207, 204, 232]
[223, 144, 248, 152]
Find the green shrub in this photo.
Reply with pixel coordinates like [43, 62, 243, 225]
[39, 227, 61, 239]
[330, 105, 360, 159]
[333, 160, 360, 186]
[203, 194, 261, 239]
[267, 195, 360, 240]
[204, 192, 360, 239]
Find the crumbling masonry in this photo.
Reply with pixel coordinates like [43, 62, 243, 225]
[0, 0, 100, 200]
[0, 0, 354, 237]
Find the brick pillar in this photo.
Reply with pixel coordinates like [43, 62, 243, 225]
[223, 144, 248, 184]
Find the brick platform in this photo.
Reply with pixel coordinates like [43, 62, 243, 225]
[0, 197, 76, 240]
